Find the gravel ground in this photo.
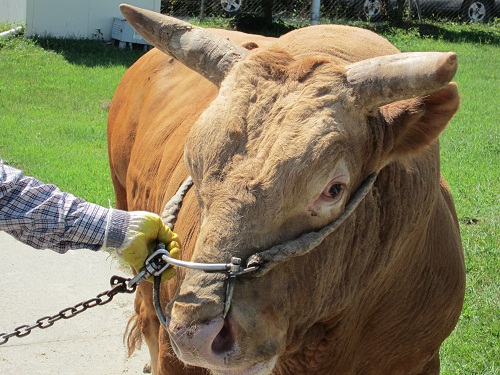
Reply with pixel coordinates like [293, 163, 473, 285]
[0, 231, 150, 374]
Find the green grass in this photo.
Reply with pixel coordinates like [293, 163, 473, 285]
[0, 37, 144, 204]
[0, 22, 499, 373]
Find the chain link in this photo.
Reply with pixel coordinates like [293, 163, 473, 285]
[0, 275, 135, 346]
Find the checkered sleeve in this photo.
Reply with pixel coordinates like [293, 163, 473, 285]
[0, 158, 130, 253]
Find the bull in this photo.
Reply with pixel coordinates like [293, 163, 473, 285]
[108, 4, 465, 374]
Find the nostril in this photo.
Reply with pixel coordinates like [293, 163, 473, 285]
[211, 319, 234, 355]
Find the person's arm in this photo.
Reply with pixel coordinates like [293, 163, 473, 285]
[0, 158, 179, 280]
[0, 158, 118, 252]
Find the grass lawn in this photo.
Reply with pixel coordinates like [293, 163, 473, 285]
[0, 37, 144, 203]
[0, 20, 498, 373]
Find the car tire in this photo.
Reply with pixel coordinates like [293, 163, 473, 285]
[360, 0, 385, 20]
[221, 0, 242, 13]
[462, 0, 493, 21]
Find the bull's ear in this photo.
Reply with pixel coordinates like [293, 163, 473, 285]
[120, 4, 248, 85]
[346, 51, 459, 159]
[381, 82, 459, 158]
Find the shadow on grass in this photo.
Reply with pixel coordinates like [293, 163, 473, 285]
[230, 13, 299, 37]
[366, 21, 500, 45]
[31, 19, 498, 66]
[34, 37, 147, 67]
[230, 12, 499, 45]
[417, 23, 500, 45]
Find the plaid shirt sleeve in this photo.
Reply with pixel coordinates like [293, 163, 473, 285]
[0, 158, 129, 253]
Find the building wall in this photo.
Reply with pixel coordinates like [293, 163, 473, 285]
[25, 0, 160, 40]
[0, 0, 27, 24]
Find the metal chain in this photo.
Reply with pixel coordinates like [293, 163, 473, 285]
[0, 275, 136, 346]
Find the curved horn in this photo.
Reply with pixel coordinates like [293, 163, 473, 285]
[120, 4, 249, 85]
[346, 52, 458, 110]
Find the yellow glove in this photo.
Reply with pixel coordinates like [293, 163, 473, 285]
[114, 211, 181, 282]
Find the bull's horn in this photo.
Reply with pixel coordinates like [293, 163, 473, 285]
[120, 4, 248, 85]
[346, 52, 457, 110]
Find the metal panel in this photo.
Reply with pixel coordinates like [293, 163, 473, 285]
[0, 0, 27, 24]
[111, 18, 149, 46]
[25, 0, 160, 40]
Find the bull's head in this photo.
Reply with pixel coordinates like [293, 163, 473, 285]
[121, 5, 459, 374]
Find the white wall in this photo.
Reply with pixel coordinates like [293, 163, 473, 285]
[0, 0, 27, 24]
[25, 0, 160, 40]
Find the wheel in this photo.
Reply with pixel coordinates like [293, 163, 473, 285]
[362, 0, 384, 20]
[221, 0, 242, 13]
[463, 0, 493, 21]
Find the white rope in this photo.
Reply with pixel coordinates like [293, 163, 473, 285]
[161, 176, 194, 229]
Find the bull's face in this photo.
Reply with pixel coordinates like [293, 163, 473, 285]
[176, 52, 360, 373]
[121, 5, 459, 374]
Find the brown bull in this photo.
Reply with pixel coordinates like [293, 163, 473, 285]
[107, 5, 465, 374]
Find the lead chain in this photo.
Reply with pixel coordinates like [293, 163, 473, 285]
[0, 275, 135, 346]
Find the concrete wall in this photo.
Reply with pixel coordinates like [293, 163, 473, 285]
[0, 0, 27, 25]
[24, 0, 160, 40]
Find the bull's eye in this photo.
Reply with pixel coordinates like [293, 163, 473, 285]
[321, 182, 345, 202]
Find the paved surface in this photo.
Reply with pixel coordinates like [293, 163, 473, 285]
[0, 231, 150, 374]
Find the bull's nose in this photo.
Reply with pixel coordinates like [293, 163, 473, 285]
[168, 302, 236, 365]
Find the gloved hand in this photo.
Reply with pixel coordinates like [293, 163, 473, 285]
[113, 211, 181, 282]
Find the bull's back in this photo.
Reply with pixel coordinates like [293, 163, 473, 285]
[274, 24, 400, 62]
